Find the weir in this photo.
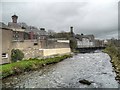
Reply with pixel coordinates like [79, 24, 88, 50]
[76, 47, 106, 53]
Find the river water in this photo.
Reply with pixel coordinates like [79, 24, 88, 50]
[2, 51, 119, 88]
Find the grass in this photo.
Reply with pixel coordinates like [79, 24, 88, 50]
[0, 54, 72, 79]
[103, 44, 120, 81]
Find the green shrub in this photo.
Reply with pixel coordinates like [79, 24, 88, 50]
[105, 43, 118, 56]
[104, 43, 120, 77]
[11, 49, 24, 62]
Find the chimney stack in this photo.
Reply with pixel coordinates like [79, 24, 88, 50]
[70, 26, 73, 33]
[12, 14, 18, 23]
[70, 26, 74, 37]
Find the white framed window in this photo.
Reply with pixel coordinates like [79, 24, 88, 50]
[2, 53, 8, 59]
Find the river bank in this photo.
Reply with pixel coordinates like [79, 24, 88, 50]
[2, 52, 118, 88]
[0, 54, 72, 79]
[103, 45, 120, 83]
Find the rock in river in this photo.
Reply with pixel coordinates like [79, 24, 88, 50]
[79, 79, 92, 85]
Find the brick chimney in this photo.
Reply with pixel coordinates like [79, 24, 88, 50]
[70, 26, 74, 37]
[12, 14, 18, 23]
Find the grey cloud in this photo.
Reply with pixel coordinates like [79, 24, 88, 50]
[1, 0, 118, 39]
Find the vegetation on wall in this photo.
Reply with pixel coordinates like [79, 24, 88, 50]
[103, 43, 120, 81]
[11, 49, 24, 62]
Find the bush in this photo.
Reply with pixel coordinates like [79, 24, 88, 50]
[105, 43, 118, 56]
[104, 43, 120, 81]
[11, 49, 24, 62]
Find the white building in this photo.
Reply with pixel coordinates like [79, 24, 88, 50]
[76, 34, 95, 48]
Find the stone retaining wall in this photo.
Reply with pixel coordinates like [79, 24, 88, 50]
[42, 48, 71, 57]
[22, 48, 71, 59]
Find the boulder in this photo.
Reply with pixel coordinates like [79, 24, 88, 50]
[79, 79, 92, 85]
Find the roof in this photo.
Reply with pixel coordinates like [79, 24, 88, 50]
[82, 35, 94, 40]
[0, 22, 7, 28]
[12, 14, 18, 18]
[39, 29, 48, 35]
[25, 26, 48, 35]
[8, 22, 21, 29]
[8, 22, 26, 32]
[75, 34, 95, 41]
[0, 22, 12, 30]
[12, 28, 25, 32]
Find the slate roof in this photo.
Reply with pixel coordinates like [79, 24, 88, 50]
[25, 26, 48, 36]
[8, 22, 21, 29]
[2, 20, 48, 36]
[0, 22, 7, 28]
[0, 22, 12, 30]
[75, 34, 95, 41]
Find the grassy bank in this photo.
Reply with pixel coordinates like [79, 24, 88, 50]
[0, 54, 72, 79]
[103, 44, 120, 81]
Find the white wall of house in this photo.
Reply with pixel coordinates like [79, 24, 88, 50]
[57, 40, 69, 43]
[77, 38, 94, 48]
[89, 42, 94, 47]
[77, 40, 82, 47]
[82, 38, 89, 47]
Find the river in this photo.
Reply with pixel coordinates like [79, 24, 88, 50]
[2, 51, 119, 88]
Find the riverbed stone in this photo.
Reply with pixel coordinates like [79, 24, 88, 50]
[79, 79, 92, 85]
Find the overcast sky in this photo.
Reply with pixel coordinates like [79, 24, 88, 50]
[1, 0, 119, 39]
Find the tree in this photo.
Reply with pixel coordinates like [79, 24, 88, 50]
[11, 49, 24, 62]
[69, 38, 77, 52]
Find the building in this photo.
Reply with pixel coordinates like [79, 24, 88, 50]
[0, 22, 13, 64]
[94, 39, 104, 47]
[0, 15, 48, 64]
[8, 14, 48, 49]
[76, 34, 95, 48]
[8, 14, 25, 41]
[105, 38, 120, 47]
[1, 15, 71, 64]
[8, 15, 48, 42]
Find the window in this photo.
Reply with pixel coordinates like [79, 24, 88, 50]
[34, 43, 38, 46]
[2, 53, 8, 58]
